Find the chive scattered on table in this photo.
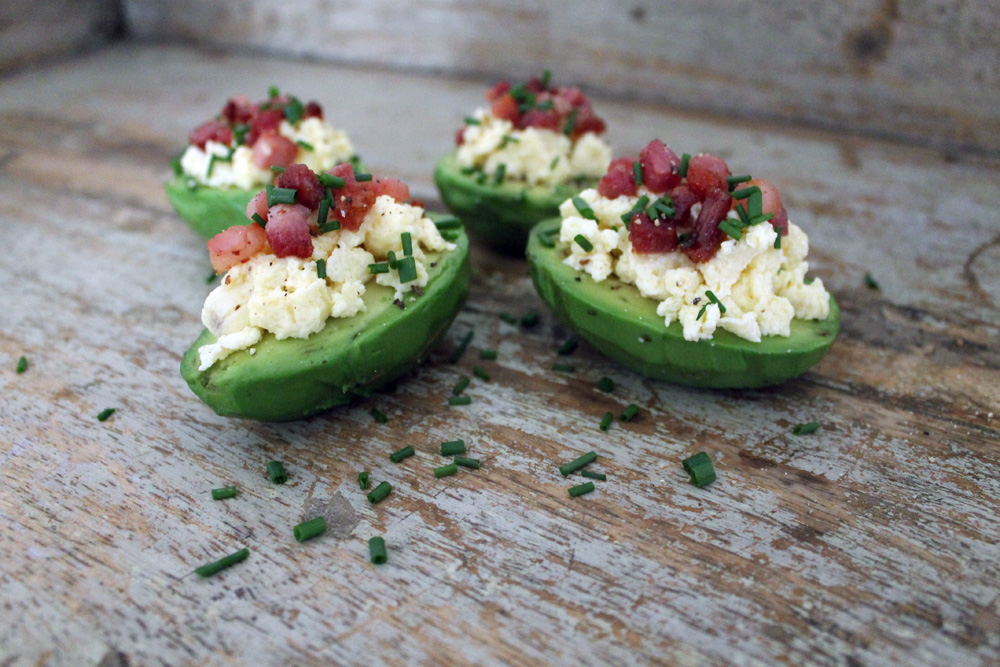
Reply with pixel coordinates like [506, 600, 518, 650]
[620, 404, 640, 422]
[559, 451, 597, 477]
[520, 310, 540, 327]
[599, 411, 613, 431]
[581, 470, 607, 481]
[864, 272, 879, 289]
[211, 486, 238, 501]
[557, 336, 578, 355]
[454, 456, 481, 470]
[682, 451, 716, 488]
[371, 407, 389, 424]
[96, 408, 116, 422]
[358, 471, 370, 490]
[472, 366, 491, 382]
[369, 536, 388, 564]
[551, 363, 575, 373]
[448, 395, 472, 406]
[390, 446, 415, 463]
[793, 421, 821, 436]
[597, 377, 615, 393]
[568, 481, 595, 498]
[293, 516, 327, 542]
[266, 460, 288, 485]
[452, 376, 471, 396]
[434, 463, 459, 478]
[367, 481, 392, 504]
[499, 312, 518, 325]
[194, 547, 249, 578]
[16, 356, 27, 374]
[449, 330, 474, 364]
[479, 349, 498, 360]
[441, 440, 466, 456]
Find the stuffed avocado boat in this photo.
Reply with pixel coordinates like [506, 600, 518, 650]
[167, 87, 360, 239]
[527, 139, 839, 389]
[434, 72, 612, 254]
[181, 163, 470, 421]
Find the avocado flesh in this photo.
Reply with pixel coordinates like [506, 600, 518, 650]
[526, 220, 840, 389]
[434, 151, 596, 254]
[165, 175, 256, 239]
[180, 229, 470, 421]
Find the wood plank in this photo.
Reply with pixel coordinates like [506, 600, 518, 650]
[1, 44, 998, 665]
[0, 0, 120, 72]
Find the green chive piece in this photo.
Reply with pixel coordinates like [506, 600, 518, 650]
[541, 69, 552, 87]
[727, 174, 752, 188]
[563, 108, 578, 136]
[296, 140, 314, 151]
[479, 349, 498, 360]
[464, 116, 481, 125]
[316, 197, 330, 226]
[316, 258, 327, 280]
[537, 231, 556, 248]
[441, 440, 466, 456]
[368, 262, 390, 274]
[682, 451, 716, 488]
[434, 463, 459, 478]
[454, 456, 481, 470]
[293, 516, 327, 542]
[734, 203, 751, 226]
[251, 212, 267, 228]
[452, 377, 471, 396]
[581, 470, 607, 481]
[354, 172, 373, 182]
[633, 161, 643, 186]
[748, 189, 764, 219]
[568, 481, 595, 497]
[387, 250, 398, 270]
[774, 226, 783, 249]
[369, 536, 388, 564]
[233, 124, 250, 145]
[367, 481, 392, 504]
[96, 408, 116, 422]
[597, 377, 615, 393]
[473, 366, 491, 382]
[16, 356, 27, 374]
[572, 196, 598, 221]
[599, 411, 614, 431]
[401, 232, 413, 256]
[371, 407, 389, 424]
[493, 163, 507, 184]
[620, 403, 639, 422]
[396, 256, 418, 283]
[171, 156, 183, 177]
[358, 471, 370, 490]
[719, 219, 744, 240]
[319, 219, 341, 234]
[706, 290, 727, 314]
[319, 174, 346, 189]
[266, 185, 297, 206]
[441, 230, 460, 241]
[793, 421, 821, 436]
[697, 303, 709, 321]
[864, 272, 879, 289]
[678, 153, 691, 178]
[266, 461, 288, 484]
[448, 395, 472, 406]
[731, 185, 761, 201]
[559, 451, 598, 476]
[390, 445, 415, 463]
[433, 216, 462, 230]
[211, 486, 238, 501]
[269, 165, 286, 174]
[520, 310, 540, 327]
[268, 85, 280, 98]
[557, 336, 579, 355]
[550, 156, 560, 170]
[748, 211, 774, 226]
[284, 97, 305, 125]
[194, 547, 249, 578]
[449, 330, 474, 364]
[206, 271, 218, 284]
[499, 312, 518, 325]
[552, 363, 576, 373]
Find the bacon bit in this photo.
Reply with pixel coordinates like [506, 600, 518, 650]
[247, 109, 284, 146]
[686, 153, 732, 198]
[189, 120, 232, 149]
[683, 189, 732, 263]
[486, 81, 512, 101]
[275, 163, 324, 210]
[221, 96, 255, 125]
[472, 77, 606, 140]
[597, 157, 638, 199]
[455, 126, 467, 146]
[252, 132, 298, 170]
[266, 204, 313, 258]
[734, 177, 789, 235]
[519, 109, 561, 131]
[668, 184, 701, 222]
[629, 212, 679, 254]
[246, 190, 269, 222]
[207, 224, 269, 273]
[491, 94, 521, 123]
[324, 163, 409, 231]
[303, 101, 324, 120]
[639, 140, 681, 192]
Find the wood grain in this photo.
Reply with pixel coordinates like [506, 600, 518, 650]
[0, 0, 120, 72]
[1, 44, 998, 666]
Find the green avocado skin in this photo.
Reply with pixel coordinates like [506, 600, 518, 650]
[434, 151, 595, 255]
[526, 220, 840, 389]
[180, 229, 470, 421]
[165, 175, 256, 239]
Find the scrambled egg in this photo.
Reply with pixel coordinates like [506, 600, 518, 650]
[558, 188, 830, 342]
[180, 117, 355, 190]
[456, 109, 610, 188]
[197, 196, 455, 370]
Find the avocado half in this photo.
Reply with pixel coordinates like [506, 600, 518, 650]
[526, 220, 839, 388]
[181, 226, 470, 421]
[165, 175, 257, 240]
[434, 151, 596, 254]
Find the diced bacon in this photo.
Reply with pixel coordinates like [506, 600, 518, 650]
[189, 120, 232, 149]
[491, 94, 521, 123]
[303, 101, 324, 119]
[597, 157, 638, 199]
[668, 185, 701, 223]
[246, 190, 269, 222]
[733, 178, 789, 236]
[252, 132, 298, 170]
[266, 204, 313, 258]
[326, 163, 373, 232]
[486, 81, 512, 101]
[368, 177, 410, 203]
[629, 212, 679, 254]
[519, 109, 561, 131]
[524, 77, 548, 95]
[639, 140, 680, 192]
[570, 111, 606, 138]
[275, 163, 324, 210]
[686, 153, 732, 198]
[683, 189, 732, 263]
[455, 126, 467, 146]
[247, 109, 284, 145]
[221, 96, 255, 125]
[207, 224, 269, 273]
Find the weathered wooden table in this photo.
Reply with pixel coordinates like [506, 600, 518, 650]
[2, 44, 998, 666]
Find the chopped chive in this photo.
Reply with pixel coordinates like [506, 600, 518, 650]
[266, 460, 288, 484]
[748, 211, 774, 226]
[520, 310, 540, 327]
[401, 232, 413, 256]
[211, 486, 238, 500]
[537, 231, 556, 247]
[493, 163, 507, 184]
[620, 195, 651, 226]
[194, 547, 249, 578]
[449, 330, 474, 364]
[596, 377, 615, 393]
[734, 203, 751, 226]
[316, 258, 327, 280]
[864, 272, 879, 289]
[293, 516, 327, 542]
[452, 376, 471, 396]
[731, 185, 761, 201]
[16, 356, 27, 374]
[774, 226, 783, 249]
[171, 156, 183, 177]
[620, 403, 639, 422]
[251, 212, 267, 228]
[441, 440, 466, 456]
[479, 349, 498, 360]
[633, 161, 643, 186]
[472, 366, 491, 382]
[358, 471, 370, 490]
[706, 290, 727, 314]
[367, 481, 392, 504]
[269, 165, 286, 174]
[599, 411, 614, 431]
[368, 262, 390, 274]
[387, 250, 398, 270]
[396, 256, 418, 283]
[266, 185, 297, 206]
[563, 108, 579, 136]
[434, 463, 459, 478]
[678, 153, 691, 178]
[319, 173, 346, 189]
[283, 97, 305, 125]
[296, 140, 314, 151]
[499, 312, 518, 324]
[369, 536, 388, 564]
[552, 363, 575, 373]
[448, 395, 472, 406]
[727, 174, 752, 188]
[682, 451, 716, 487]
[433, 216, 463, 230]
[557, 336, 579, 355]
[572, 196, 598, 221]
[371, 407, 389, 423]
[354, 172, 373, 182]
[541, 69, 552, 87]
[316, 196, 331, 226]
[719, 219, 744, 240]
[455, 456, 481, 469]
[390, 446, 415, 463]
[268, 85, 280, 98]
[793, 421, 821, 436]
[96, 408, 116, 422]
[319, 220, 342, 234]
[550, 156, 560, 170]
[233, 123, 250, 145]
[559, 451, 597, 476]
[206, 270, 218, 283]
[464, 116, 481, 125]
[441, 230, 460, 241]
[574, 234, 594, 252]
[747, 189, 763, 219]
[581, 470, 607, 481]
[568, 481, 595, 497]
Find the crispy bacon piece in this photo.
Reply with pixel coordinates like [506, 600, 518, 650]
[189, 120, 232, 149]
[639, 140, 680, 192]
[246, 190, 269, 222]
[265, 204, 313, 258]
[629, 212, 678, 254]
[207, 224, 269, 273]
[325, 163, 410, 231]
[683, 189, 732, 263]
[733, 178, 789, 236]
[221, 96, 255, 125]
[275, 163, 324, 210]
[597, 157, 638, 199]
[686, 153, 732, 198]
[252, 132, 298, 170]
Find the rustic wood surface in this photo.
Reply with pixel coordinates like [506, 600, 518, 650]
[1, 44, 999, 666]
[0, 0, 120, 72]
